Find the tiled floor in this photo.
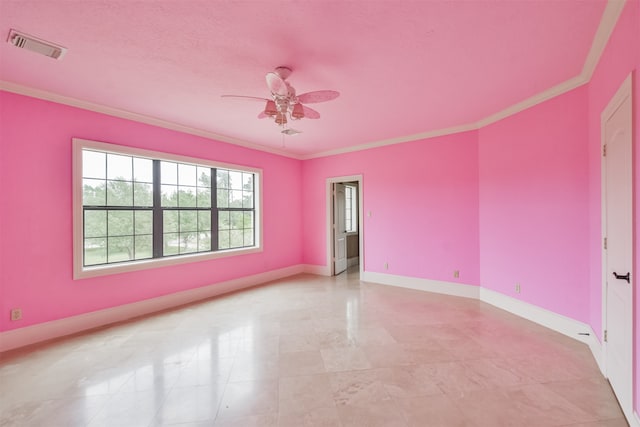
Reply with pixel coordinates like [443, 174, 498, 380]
[0, 268, 628, 426]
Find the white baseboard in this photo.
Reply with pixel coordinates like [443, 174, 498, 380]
[0, 265, 304, 352]
[303, 264, 331, 276]
[479, 287, 596, 345]
[361, 271, 480, 299]
[584, 325, 604, 375]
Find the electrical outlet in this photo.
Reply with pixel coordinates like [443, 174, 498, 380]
[10, 308, 22, 321]
[384, 262, 388, 270]
[515, 283, 521, 294]
[453, 270, 460, 278]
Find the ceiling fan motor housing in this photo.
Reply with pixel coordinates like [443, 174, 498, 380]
[275, 97, 289, 112]
[274, 66, 292, 79]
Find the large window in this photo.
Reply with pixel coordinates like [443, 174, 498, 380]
[74, 139, 261, 278]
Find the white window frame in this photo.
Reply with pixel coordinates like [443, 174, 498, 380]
[72, 138, 263, 279]
[345, 184, 358, 234]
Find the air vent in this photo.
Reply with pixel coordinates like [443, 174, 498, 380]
[7, 29, 67, 59]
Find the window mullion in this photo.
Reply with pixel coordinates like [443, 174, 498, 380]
[152, 160, 163, 258]
[211, 168, 219, 251]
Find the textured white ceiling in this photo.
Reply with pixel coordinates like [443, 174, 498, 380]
[0, 0, 608, 157]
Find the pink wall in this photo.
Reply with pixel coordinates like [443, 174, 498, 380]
[0, 91, 303, 332]
[586, 0, 640, 414]
[478, 86, 590, 323]
[302, 132, 480, 286]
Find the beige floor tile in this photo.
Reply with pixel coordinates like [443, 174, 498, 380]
[454, 384, 595, 426]
[563, 419, 631, 427]
[213, 412, 278, 427]
[398, 394, 468, 427]
[216, 380, 279, 420]
[320, 347, 372, 372]
[352, 327, 397, 346]
[438, 336, 501, 360]
[174, 356, 235, 387]
[8, 395, 109, 427]
[460, 357, 532, 388]
[278, 373, 335, 416]
[278, 406, 341, 427]
[329, 368, 393, 406]
[497, 354, 573, 383]
[412, 361, 487, 397]
[279, 333, 321, 353]
[88, 390, 164, 427]
[386, 323, 465, 343]
[0, 268, 627, 426]
[117, 361, 183, 394]
[229, 354, 280, 382]
[280, 319, 317, 336]
[154, 384, 225, 425]
[315, 330, 354, 349]
[363, 342, 453, 367]
[542, 378, 626, 421]
[360, 343, 417, 367]
[335, 399, 407, 427]
[278, 351, 326, 377]
[377, 365, 443, 399]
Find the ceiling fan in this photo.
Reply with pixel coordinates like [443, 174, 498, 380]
[222, 66, 339, 135]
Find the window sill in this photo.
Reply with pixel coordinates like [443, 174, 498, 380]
[74, 246, 262, 279]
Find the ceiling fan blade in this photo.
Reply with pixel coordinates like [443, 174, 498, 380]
[266, 72, 289, 96]
[297, 90, 340, 104]
[221, 95, 269, 102]
[302, 105, 321, 119]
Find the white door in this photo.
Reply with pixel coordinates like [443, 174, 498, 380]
[602, 74, 633, 418]
[333, 183, 348, 275]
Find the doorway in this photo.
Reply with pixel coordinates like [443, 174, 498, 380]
[601, 73, 633, 421]
[327, 175, 363, 276]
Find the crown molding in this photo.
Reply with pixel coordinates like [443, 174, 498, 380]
[0, 0, 625, 161]
[581, 0, 627, 81]
[0, 81, 302, 160]
[299, 122, 479, 160]
[474, 75, 589, 129]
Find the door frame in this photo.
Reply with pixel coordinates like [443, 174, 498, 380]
[326, 175, 364, 276]
[600, 72, 634, 419]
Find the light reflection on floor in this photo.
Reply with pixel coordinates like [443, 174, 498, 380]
[0, 267, 627, 426]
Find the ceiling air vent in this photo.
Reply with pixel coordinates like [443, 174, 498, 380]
[7, 29, 67, 59]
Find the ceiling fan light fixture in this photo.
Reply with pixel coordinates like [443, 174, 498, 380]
[264, 100, 277, 116]
[291, 103, 305, 119]
[275, 112, 287, 125]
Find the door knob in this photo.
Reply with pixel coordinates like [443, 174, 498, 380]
[613, 272, 630, 283]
